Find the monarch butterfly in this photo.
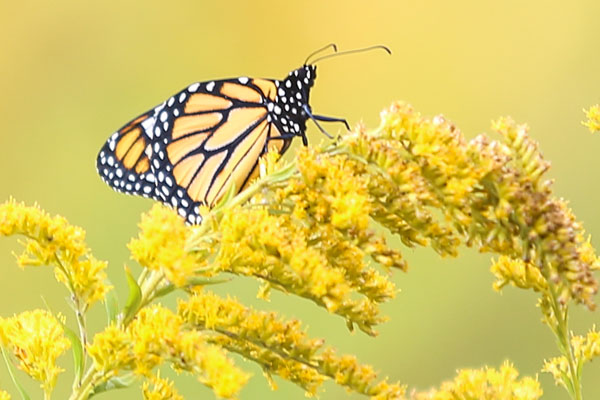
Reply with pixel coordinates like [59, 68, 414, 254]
[96, 44, 390, 225]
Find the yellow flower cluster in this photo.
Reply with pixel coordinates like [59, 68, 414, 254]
[128, 203, 213, 287]
[583, 104, 600, 132]
[0, 390, 9, 400]
[412, 361, 542, 400]
[87, 304, 248, 398]
[345, 102, 486, 254]
[341, 103, 598, 310]
[215, 205, 394, 334]
[491, 118, 599, 309]
[491, 256, 548, 293]
[0, 200, 110, 310]
[0, 309, 70, 395]
[178, 291, 405, 398]
[142, 374, 183, 400]
[543, 325, 600, 387]
[2, 100, 598, 399]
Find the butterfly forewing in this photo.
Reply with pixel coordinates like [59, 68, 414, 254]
[148, 77, 289, 224]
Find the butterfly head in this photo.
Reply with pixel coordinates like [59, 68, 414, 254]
[282, 64, 317, 104]
[271, 65, 317, 142]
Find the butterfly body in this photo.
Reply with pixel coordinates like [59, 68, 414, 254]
[97, 65, 325, 224]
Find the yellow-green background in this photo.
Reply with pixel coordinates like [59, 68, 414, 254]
[1, 1, 599, 398]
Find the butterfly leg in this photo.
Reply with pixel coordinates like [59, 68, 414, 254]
[302, 104, 349, 140]
[311, 114, 350, 130]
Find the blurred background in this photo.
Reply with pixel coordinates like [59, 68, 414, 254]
[1, 0, 599, 398]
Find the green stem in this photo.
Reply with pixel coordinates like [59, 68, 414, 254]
[68, 368, 95, 400]
[542, 267, 582, 400]
[69, 369, 112, 400]
[138, 270, 167, 310]
[70, 269, 165, 399]
[54, 254, 88, 387]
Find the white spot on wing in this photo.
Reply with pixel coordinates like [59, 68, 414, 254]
[206, 81, 215, 91]
[142, 116, 156, 139]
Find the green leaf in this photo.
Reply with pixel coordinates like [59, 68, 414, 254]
[89, 373, 137, 397]
[123, 266, 142, 323]
[1, 345, 31, 400]
[104, 288, 119, 325]
[62, 324, 84, 384]
[154, 276, 231, 298]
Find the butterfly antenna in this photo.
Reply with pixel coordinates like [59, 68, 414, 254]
[310, 45, 391, 64]
[304, 43, 338, 65]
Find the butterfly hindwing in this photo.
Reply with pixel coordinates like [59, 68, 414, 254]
[96, 103, 165, 200]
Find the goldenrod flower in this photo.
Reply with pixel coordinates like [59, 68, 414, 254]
[142, 374, 183, 400]
[0, 200, 110, 310]
[583, 104, 600, 132]
[215, 205, 389, 333]
[128, 203, 213, 287]
[2, 99, 599, 399]
[87, 325, 135, 374]
[413, 361, 542, 400]
[543, 325, 600, 388]
[87, 305, 248, 399]
[491, 256, 548, 293]
[179, 291, 405, 398]
[0, 310, 70, 395]
[0, 390, 10, 400]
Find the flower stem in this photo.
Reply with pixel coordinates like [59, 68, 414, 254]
[542, 267, 582, 400]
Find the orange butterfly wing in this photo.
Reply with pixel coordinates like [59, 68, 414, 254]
[97, 105, 165, 199]
[98, 65, 321, 225]
[149, 78, 290, 224]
